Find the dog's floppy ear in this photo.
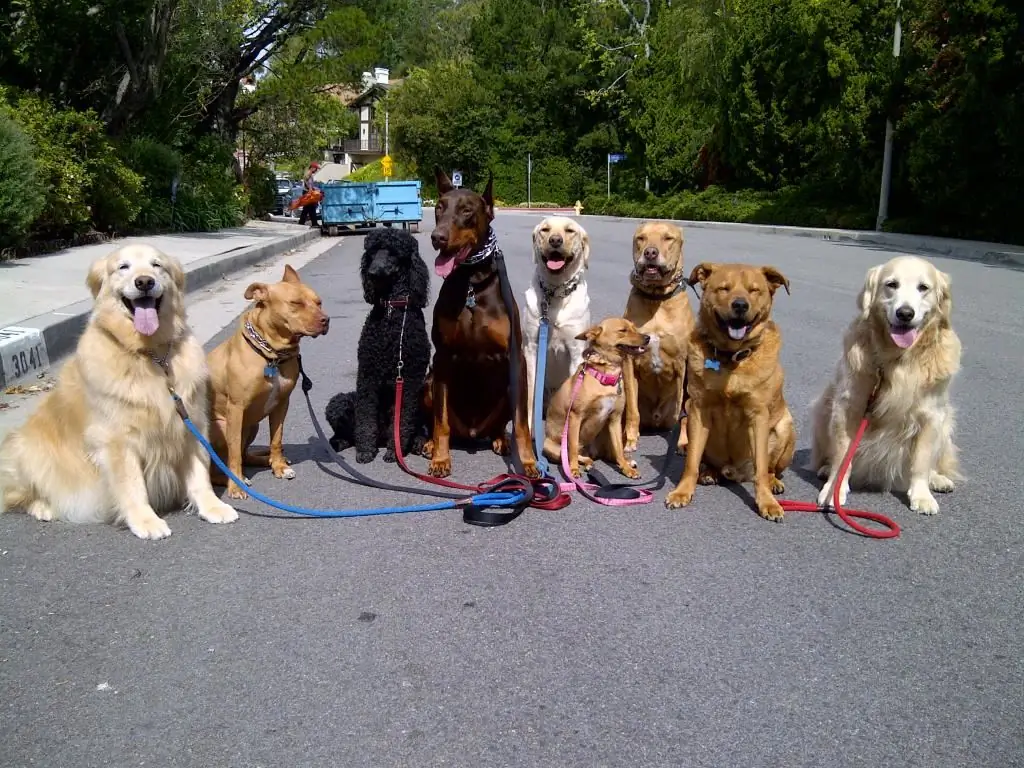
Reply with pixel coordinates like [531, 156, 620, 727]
[575, 325, 602, 343]
[86, 257, 107, 298]
[482, 171, 494, 219]
[282, 264, 301, 284]
[935, 268, 953, 325]
[435, 166, 454, 195]
[245, 282, 269, 303]
[166, 257, 186, 293]
[858, 265, 882, 321]
[762, 266, 790, 296]
[578, 227, 591, 268]
[688, 262, 716, 288]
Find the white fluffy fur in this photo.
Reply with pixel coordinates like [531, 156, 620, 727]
[0, 244, 238, 539]
[522, 216, 592, 432]
[810, 255, 963, 515]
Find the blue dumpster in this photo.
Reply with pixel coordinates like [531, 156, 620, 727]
[320, 180, 423, 235]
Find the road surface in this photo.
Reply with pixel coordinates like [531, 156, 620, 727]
[1, 214, 1021, 768]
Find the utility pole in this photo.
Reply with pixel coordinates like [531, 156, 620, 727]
[528, 153, 532, 208]
[384, 108, 389, 157]
[607, 153, 611, 199]
[876, 0, 902, 232]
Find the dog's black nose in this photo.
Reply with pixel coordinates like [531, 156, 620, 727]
[548, 234, 563, 248]
[643, 246, 659, 261]
[731, 298, 749, 315]
[896, 305, 915, 323]
[430, 231, 448, 250]
[135, 276, 155, 293]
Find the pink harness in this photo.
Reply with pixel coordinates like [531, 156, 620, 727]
[559, 367, 654, 506]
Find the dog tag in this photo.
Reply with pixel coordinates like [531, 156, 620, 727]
[704, 358, 721, 372]
[465, 287, 477, 309]
[264, 364, 278, 378]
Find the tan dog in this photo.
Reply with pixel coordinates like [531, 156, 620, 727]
[622, 221, 694, 454]
[665, 262, 795, 521]
[543, 317, 649, 479]
[207, 265, 329, 500]
[0, 245, 237, 540]
[811, 255, 962, 514]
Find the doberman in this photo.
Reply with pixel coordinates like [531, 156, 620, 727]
[421, 167, 540, 479]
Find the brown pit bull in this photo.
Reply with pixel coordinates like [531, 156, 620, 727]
[207, 264, 329, 499]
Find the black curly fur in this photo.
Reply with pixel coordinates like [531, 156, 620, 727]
[325, 228, 431, 463]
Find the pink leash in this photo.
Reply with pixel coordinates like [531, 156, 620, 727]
[559, 369, 654, 506]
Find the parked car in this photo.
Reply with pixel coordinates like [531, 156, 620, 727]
[272, 179, 294, 216]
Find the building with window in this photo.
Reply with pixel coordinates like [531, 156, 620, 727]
[323, 67, 400, 176]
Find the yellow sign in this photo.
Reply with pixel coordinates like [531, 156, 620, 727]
[574, 199, 584, 215]
[381, 155, 394, 178]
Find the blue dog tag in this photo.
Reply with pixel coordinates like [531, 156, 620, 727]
[704, 358, 721, 371]
[264, 364, 278, 378]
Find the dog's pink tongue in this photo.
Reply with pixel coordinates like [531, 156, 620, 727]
[546, 257, 566, 270]
[434, 253, 456, 278]
[890, 327, 919, 349]
[133, 305, 159, 336]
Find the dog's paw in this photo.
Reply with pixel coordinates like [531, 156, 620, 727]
[27, 500, 55, 522]
[226, 483, 249, 501]
[127, 511, 172, 541]
[273, 465, 296, 480]
[770, 475, 785, 495]
[816, 464, 831, 480]
[620, 463, 641, 480]
[697, 464, 719, 486]
[429, 457, 451, 478]
[420, 440, 435, 459]
[411, 435, 427, 455]
[816, 480, 848, 509]
[665, 481, 696, 509]
[909, 488, 940, 515]
[623, 432, 639, 453]
[578, 455, 595, 471]
[521, 460, 541, 479]
[492, 436, 510, 456]
[356, 448, 378, 464]
[570, 465, 583, 479]
[199, 499, 238, 525]
[383, 449, 397, 463]
[929, 472, 955, 493]
[757, 497, 785, 523]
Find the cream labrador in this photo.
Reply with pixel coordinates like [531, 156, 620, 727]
[811, 255, 962, 515]
[522, 216, 592, 432]
[0, 244, 237, 539]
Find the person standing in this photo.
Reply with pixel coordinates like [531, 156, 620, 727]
[298, 161, 321, 227]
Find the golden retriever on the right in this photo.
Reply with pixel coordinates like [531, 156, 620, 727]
[811, 255, 962, 515]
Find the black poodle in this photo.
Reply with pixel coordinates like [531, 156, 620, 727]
[325, 228, 432, 463]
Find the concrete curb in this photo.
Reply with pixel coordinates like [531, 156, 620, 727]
[572, 214, 1024, 268]
[16, 226, 320, 368]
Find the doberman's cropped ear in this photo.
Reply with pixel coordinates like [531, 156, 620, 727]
[435, 166, 454, 195]
[282, 264, 301, 284]
[762, 266, 790, 296]
[86, 257, 107, 298]
[244, 282, 269, 302]
[482, 171, 494, 219]
[575, 325, 602, 343]
[688, 262, 716, 288]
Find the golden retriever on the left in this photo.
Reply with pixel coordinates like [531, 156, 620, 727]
[0, 244, 238, 540]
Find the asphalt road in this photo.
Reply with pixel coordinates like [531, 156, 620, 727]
[2, 214, 1021, 768]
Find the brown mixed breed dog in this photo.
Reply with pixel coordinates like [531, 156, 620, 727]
[622, 221, 694, 454]
[207, 264, 329, 499]
[665, 262, 795, 521]
[423, 168, 540, 478]
[543, 317, 649, 479]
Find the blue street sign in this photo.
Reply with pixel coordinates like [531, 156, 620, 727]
[608, 153, 626, 164]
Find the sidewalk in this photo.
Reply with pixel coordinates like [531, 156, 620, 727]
[0, 220, 319, 386]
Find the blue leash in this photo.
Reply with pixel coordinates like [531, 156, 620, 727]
[171, 394, 527, 519]
[532, 317, 551, 475]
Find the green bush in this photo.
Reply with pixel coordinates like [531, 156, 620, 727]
[348, 158, 418, 182]
[0, 114, 46, 251]
[120, 138, 183, 231]
[0, 91, 142, 238]
[244, 163, 277, 218]
[171, 137, 245, 232]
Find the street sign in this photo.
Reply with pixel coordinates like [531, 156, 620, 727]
[451, 170, 463, 188]
[608, 153, 626, 164]
[381, 155, 393, 178]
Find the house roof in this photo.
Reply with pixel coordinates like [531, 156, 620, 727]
[325, 78, 405, 108]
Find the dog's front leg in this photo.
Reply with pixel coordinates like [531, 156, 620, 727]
[674, 364, 689, 453]
[750, 408, 784, 522]
[907, 420, 941, 515]
[566, 409, 584, 478]
[223, 401, 250, 500]
[817, 376, 874, 509]
[353, 367, 379, 464]
[428, 373, 452, 477]
[622, 356, 641, 453]
[185, 445, 239, 526]
[512, 348, 541, 478]
[101, 439, 172, 540]
[525, 338, 539, 435]
[608, 408, 640, 479]
[267, 397, 296, 479]
[665, 401, 709, 509]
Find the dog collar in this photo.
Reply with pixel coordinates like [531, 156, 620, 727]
[539, 273, 582, 317]
[380, 297, 409, 318]
[630, 269, 685, 301]
[460, 228, 499, 269]
[584, 365, 622, 388]
[243, 316, 297, 377]
[702, 342, 753, 372]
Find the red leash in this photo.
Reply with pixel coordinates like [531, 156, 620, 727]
[779, 406, 900, 539]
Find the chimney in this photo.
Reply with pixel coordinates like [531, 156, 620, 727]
[374, 67, 389, 85]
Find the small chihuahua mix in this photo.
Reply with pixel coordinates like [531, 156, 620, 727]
[543, 317, 650, 478]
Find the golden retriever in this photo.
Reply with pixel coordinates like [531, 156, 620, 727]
[621, 221, 694, 455]
[207, 264, 329, 500]
[0, 244, 238, 540]
[665, 262, 795, 521]
[543, 317, 649, 479]
[810, 255, 962, 515]
[522, 216, 592, 433]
